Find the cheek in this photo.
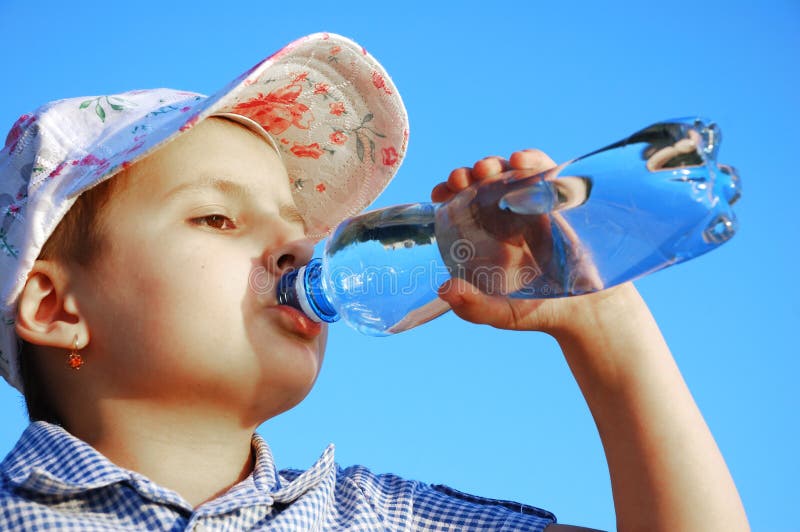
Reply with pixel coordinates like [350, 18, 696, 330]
[94, 241, 255, 349]
[139, 238, 251, 300]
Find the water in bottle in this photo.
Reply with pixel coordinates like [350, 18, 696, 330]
[277, 117, 741, 336]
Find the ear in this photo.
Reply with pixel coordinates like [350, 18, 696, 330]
[15, 260, 90, 350]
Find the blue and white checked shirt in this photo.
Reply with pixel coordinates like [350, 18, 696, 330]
[0, 422, 555, 531]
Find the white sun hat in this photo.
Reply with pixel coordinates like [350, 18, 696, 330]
[0, 32, 409, 392]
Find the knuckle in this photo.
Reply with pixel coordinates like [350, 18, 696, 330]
[527, 148, 555, 162]
[449, 166, 470, 177]
[523, 148, 547, 156]
[475, 156, 500, 167]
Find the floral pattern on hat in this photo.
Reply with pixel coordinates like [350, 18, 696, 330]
[231, 80, 314, 135]
[232, 76, 393, 168]
[78, 95, 136, 123]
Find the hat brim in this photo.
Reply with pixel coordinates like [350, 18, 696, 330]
[65, 32, 409, 241]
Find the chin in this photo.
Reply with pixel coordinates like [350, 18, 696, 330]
[247, 359, 323, 420]
[251, 381, 317, 423]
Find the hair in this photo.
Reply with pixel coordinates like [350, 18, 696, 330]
[18, 176, 120, 425]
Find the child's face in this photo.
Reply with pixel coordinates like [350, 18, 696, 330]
[69, 118, 327, 422]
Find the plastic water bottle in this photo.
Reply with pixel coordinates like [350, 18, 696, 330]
[277, 117, 741, 336]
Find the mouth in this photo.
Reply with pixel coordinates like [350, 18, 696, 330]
[271, 305, 324, 341]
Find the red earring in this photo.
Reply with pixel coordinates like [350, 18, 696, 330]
[67, 336, 84, 370]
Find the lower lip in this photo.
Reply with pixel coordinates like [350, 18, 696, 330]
[272, 306, 324, 340]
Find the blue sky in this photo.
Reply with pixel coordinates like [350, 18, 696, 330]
[0, 1, 797, 529]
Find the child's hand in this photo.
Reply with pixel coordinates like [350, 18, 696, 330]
[432, 149, 624, 335]
[434, 151, 750, 530]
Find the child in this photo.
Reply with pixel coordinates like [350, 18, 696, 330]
[0, 33, 748, 531]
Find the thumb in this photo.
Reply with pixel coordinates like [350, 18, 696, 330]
[438, 278, 522, 328]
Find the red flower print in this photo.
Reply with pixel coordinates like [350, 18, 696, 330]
[280, 138, 290, 145]
[316, 183, 326, 193]
[329, 102, 345, 116]
[381, 147, 399, 166]
[290, 142, 324, 159]
[371, 72, 386, 91]
[4, 127, 22, 152]
[314, 83, 329, 95]
[371, 71, 392, 95]
[292, 72, 309, 83]
[329, 131, 348, 145]
[232, 83, 314, 135]
[74, 154, 107, 167]
[49, 161, 68, 178]
[4, 114, 34, 152]
[179, 114, 200, 132]
[124, 140, 146, 155]
[330, 46, 341, 55]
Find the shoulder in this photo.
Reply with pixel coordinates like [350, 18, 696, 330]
[327, 463, 558, 531]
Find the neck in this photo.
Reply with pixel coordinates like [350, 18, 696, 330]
[65, 401, 257, 508]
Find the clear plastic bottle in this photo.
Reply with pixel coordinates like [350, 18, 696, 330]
[277, 117, 741, 336]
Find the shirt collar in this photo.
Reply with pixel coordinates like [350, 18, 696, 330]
[197, 435, 337, 516]
[1, 421, 337, 512]
[1, 421, 133, 496]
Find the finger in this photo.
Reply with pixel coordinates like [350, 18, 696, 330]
[437, 278, 499, 325]
[438, 278, 544, 329]
[446, 166, 473, 191]
[431, 182, 454, 202]
[472, 157, 510, 180]
[508, 149, 557, 172]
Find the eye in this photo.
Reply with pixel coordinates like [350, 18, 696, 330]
[191, 214, 237, 230]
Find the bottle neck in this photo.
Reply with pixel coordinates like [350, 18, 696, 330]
[276, 259, 339, 323]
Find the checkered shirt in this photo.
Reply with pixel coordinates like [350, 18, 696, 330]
[0, 422, 555, 531]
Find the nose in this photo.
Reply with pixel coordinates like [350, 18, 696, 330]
[262, 237, 315, 276]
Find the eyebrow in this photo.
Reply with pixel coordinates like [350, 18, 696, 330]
[164, 177, 251, 201]
[164, 177, 305, 223]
